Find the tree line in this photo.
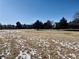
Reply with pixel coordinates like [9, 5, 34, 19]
[0, 11, 79, 30]
[0, 20, 53, 29]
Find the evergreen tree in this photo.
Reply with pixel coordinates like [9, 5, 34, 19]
[44, 20, 52, 29]
[33, 20, 43, 30]
[16, 21, 22, 29]
[59, 17, 68, 29]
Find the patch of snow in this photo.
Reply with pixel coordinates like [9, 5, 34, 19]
[30, 48, 37, 55]
[48, 54, 51, 59]
[16, 50, 31, 59]
[57, 51, 65, 59]
[69, 53, 76, 59]
[1, 57, 5, 59]
[38, 56, 42, 59]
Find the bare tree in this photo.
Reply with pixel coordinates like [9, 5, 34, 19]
[74, 10, 79, 19]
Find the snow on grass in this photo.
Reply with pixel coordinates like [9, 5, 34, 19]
[0, 30, 79, 59]
[15, 50, 31, 59]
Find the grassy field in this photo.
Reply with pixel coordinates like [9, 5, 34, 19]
[0, 29, 79, 59]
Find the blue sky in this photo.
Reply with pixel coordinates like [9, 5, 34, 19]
[0, 0, 79, 24]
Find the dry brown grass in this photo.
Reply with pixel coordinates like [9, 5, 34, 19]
[0, 29, 79, 59]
